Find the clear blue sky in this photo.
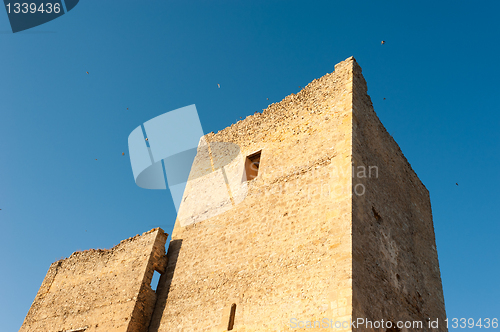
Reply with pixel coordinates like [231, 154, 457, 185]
[1, 1, 499, 331]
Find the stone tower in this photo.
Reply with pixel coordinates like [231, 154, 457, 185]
[148, 57, 447, 331]
[19, 57, 447, 332]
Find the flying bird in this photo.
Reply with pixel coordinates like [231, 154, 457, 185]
[126, 108, 129, 110]
[86, 71, 89, 74]
[383, 98, 386, 100]
[218, 84, 220, 88]
[456, 183, 459, 186]
[381, 41, 385, 45]
[267, 98, 269, 100]
[145, 138, 148, 141]
[122, 152, 125, 156]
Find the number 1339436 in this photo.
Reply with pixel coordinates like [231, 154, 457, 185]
[446, 318, 498, 329]
[5, 3, 61, 14]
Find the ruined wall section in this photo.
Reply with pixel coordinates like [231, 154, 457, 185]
[153, 57, 357, 332]
[350, 60, 447, 331]
[20, 228, 168, 332]
[128, 230, 169, 332]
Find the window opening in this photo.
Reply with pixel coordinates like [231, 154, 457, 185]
[245, 151, 261, 181]
[151, 270, 161, 292]
[227, 303, 236, 330]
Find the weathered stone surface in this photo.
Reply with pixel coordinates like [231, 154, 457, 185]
[351, 59, 447, 331]
[19, 228, 168, 332]
[152, 57, 354, 332]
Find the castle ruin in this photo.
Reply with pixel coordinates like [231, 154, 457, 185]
[20, 57, 447, 332]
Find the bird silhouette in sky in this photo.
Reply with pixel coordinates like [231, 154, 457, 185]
[381, 41, 385, 45]
[86, 71, 89, 74]
[218, 83, 220, 88]
[456, 183, 459, 186]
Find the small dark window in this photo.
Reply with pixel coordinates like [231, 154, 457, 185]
[372, 206, 382, 223]
[228, 303, 236, 330]
[245, 151, 261, 181]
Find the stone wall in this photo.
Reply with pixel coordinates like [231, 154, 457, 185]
[150, 57, 447, 332]
[151, 58, 357, 332]
[20, 228, 168, 332]
[350, 60, 447, 331]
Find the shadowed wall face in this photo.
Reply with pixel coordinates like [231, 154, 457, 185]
[350, 61, 447, 331]
[19, 228, 168, 332]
